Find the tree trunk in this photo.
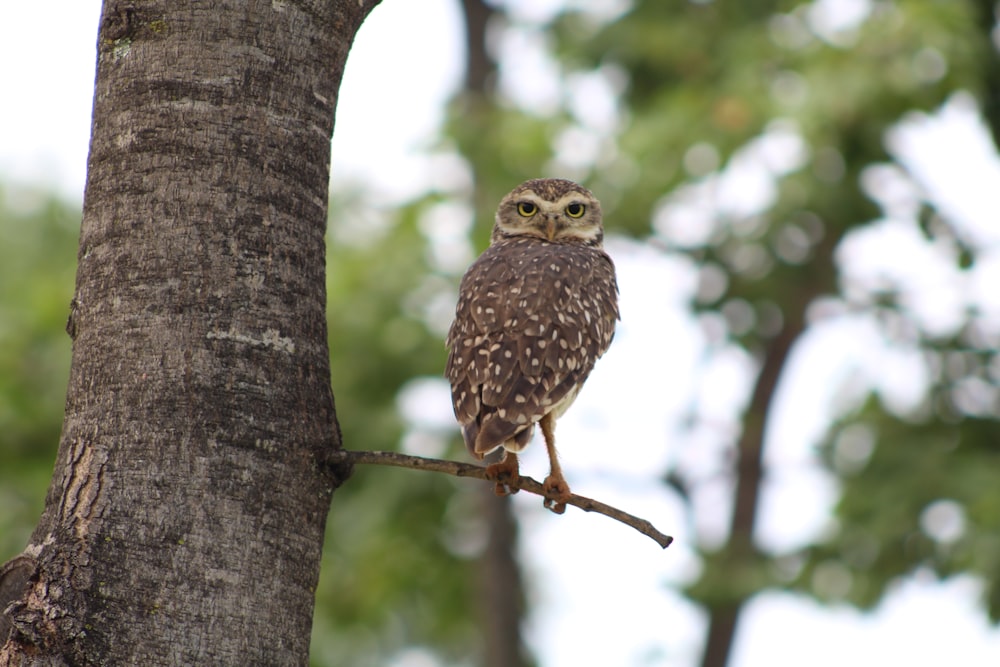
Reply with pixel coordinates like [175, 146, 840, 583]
[698, 219, 847, 667]
[477, 489, 532, 667]
[699, 322, 799, 667]
[0, 1, 377, 663]
[461, 0, 494, 94]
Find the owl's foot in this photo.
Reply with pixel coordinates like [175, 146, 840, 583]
[538, 413, 570, 513]
[485, 453, 520, 496]
[542, 474, 571, 514]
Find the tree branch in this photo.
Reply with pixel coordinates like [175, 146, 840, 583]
[329, 449, 674, 549]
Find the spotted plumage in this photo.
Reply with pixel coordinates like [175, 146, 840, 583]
[446, 178, 619, 512]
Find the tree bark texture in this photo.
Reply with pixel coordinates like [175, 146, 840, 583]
[0, 1, 377, 664]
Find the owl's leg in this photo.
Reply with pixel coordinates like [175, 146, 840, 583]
[539, 413, 571, 514]
[485, 450, 520, 496]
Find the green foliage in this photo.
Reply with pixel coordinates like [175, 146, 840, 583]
[311, 194, 480, 666]
[804, 405, 1000, 617]
[326, 200, 449, 450]
[0, 186, 78, 559]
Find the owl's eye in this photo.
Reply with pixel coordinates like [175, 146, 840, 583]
[517, 202, 537, 217]
[565, 203, 585, 218]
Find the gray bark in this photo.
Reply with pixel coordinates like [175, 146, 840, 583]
[0, 1, 378, 663]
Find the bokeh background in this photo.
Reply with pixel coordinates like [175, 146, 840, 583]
[3, 1, 1000, 665]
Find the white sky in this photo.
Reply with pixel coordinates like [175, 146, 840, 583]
[3, 2, 1000, 667]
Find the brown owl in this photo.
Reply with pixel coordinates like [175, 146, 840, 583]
[446, 178, 619, 513]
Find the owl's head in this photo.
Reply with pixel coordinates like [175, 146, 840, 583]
[492, 178, 603, 246]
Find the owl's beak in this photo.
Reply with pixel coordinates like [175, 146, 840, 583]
[544, 217, 557, 241]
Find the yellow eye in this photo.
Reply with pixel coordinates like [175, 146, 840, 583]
[517, 202, 537, 217]
[566, 203, 585, 218]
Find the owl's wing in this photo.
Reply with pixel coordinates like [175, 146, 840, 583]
[446, 240, 619, 456]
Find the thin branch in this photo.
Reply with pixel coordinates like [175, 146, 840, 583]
[329, 449, 674, 549]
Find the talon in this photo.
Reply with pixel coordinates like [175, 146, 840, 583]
[542, 474, 571, 514]
[485, 455, 520, 496]
[489, 477, 519, 497]
[543, 497, 567, 514]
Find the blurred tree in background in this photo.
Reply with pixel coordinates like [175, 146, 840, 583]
[4, 1, 1000, 666]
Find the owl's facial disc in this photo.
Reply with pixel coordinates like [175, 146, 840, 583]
[496, 190, 603, 244]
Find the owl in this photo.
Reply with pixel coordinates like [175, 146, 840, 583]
[446, 178, 619, 513]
